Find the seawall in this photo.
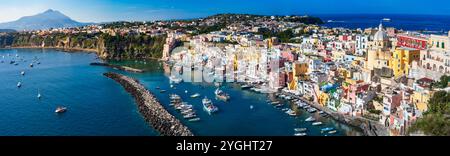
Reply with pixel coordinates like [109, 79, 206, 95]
[104, 72, 193, 136]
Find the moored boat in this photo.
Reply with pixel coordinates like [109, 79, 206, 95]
[241, 85, 252, 90]
[215, 88, 230, 101]
[321, 127, 334, 132]
[328, 130, 337, 134]
[294, 128, 307, 132]
[202, 97, 219, 114]
[294, 133, 307, 136]
[188, 118, 201, 122]
[190, 93, 201, 98]
[305, 116, 315, 122]
[312, 122, 323, 126]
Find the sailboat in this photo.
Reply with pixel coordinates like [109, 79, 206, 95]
[37, 89, 42, 99]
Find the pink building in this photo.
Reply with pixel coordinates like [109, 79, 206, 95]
[346, 83, 370, 104]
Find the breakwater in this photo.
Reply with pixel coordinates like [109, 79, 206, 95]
[104, 72, 193, 136]
[91, 63, 145, 73]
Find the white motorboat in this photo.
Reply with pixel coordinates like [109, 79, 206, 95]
[55, 107, 67, 113]
[294, 133, 307, 136]
[305, 116, 315, 122]
[190, 93, 201, 98]
[312, 122, 323, 126]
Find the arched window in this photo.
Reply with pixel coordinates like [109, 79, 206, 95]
[437, 42, 440, 48]
[442, 42, 445, 49]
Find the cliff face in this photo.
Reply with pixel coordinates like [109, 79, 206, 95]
[0, 33, 166, 60]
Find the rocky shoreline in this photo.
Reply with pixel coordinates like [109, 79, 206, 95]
[91, 63, 145, 73]
[104, 72, 193, 136]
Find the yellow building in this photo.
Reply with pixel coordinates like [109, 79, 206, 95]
[390, 47, 420, 77]
[288, 62, 309, 90]
[318, 92, 329, 107]
[412, 90, 433, 112]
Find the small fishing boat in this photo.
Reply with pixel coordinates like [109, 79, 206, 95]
[305, 116, 315, 122]
[328, 130, 337, 134]
[241, 85, 252, 90]
[215, 88, 230, 101]
[294, 128, 307, 132]
[321, 127, 334, 132]
[202, 97, 219, 114]
[156, 86, 160, 89]
[160, 90, 167, 93]
[270, 101, 280, 105]
[185, 90, 188, 94]
[188, 118, 201, 122]
[312, 122, 323, 126]
[190, 93, 201, 98]
[29, 63, 33, 68]
[183, 114, 197, 119]
[55, 107, 67, 113]
[17, 82, 22, 88]
[286, 109, 297, 116]
[294, 133, 307, 136]
[307, 108, 317, 113]
[250, 105, 254, 110]
[21, 71, 25, 76]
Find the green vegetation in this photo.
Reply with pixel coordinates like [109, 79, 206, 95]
[257, 28, 298, 43]
[100, 33, 166, 59]
[434, 75, 450, 89]
[0, 32, 166, 60]
[409, 91, 450, 136]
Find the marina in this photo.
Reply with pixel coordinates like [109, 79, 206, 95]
[0, 49, 361, 136]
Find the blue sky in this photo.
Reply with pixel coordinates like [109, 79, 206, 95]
[0, 0, 449, 23]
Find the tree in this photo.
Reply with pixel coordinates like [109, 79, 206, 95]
[435, 75, 450, 88]
[409, 91, 450, 135]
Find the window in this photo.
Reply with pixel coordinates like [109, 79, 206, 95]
[443, 43, 445, 49]
[437, 42, 440, 48]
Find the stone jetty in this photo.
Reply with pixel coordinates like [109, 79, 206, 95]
[104, 72, 193, 136]
[91, 62, 145, 73]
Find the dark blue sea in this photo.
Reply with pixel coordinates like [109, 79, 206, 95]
[318, 14, 450, 33]
[0, 49, 361, 136]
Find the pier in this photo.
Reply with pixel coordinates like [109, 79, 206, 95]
[104, 72, 193, 136]
[91, 63, 145, 73]
[280, 91, 388, 136]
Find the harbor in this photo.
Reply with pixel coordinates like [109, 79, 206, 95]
[104, 72, 193, 136]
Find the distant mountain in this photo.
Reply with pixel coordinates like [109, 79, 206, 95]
[0, 9, 91, 31]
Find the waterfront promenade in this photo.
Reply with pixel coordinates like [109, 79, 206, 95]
[104, 72, 193, 136]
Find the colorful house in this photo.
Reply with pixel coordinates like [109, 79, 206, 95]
[390, 47, 420, 78]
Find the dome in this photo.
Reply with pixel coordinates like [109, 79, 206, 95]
[374, 23, 388, 41]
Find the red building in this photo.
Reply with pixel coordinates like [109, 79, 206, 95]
[396, 34, 428, 50]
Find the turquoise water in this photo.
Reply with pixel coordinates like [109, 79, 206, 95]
[0, 48, 361, 136]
